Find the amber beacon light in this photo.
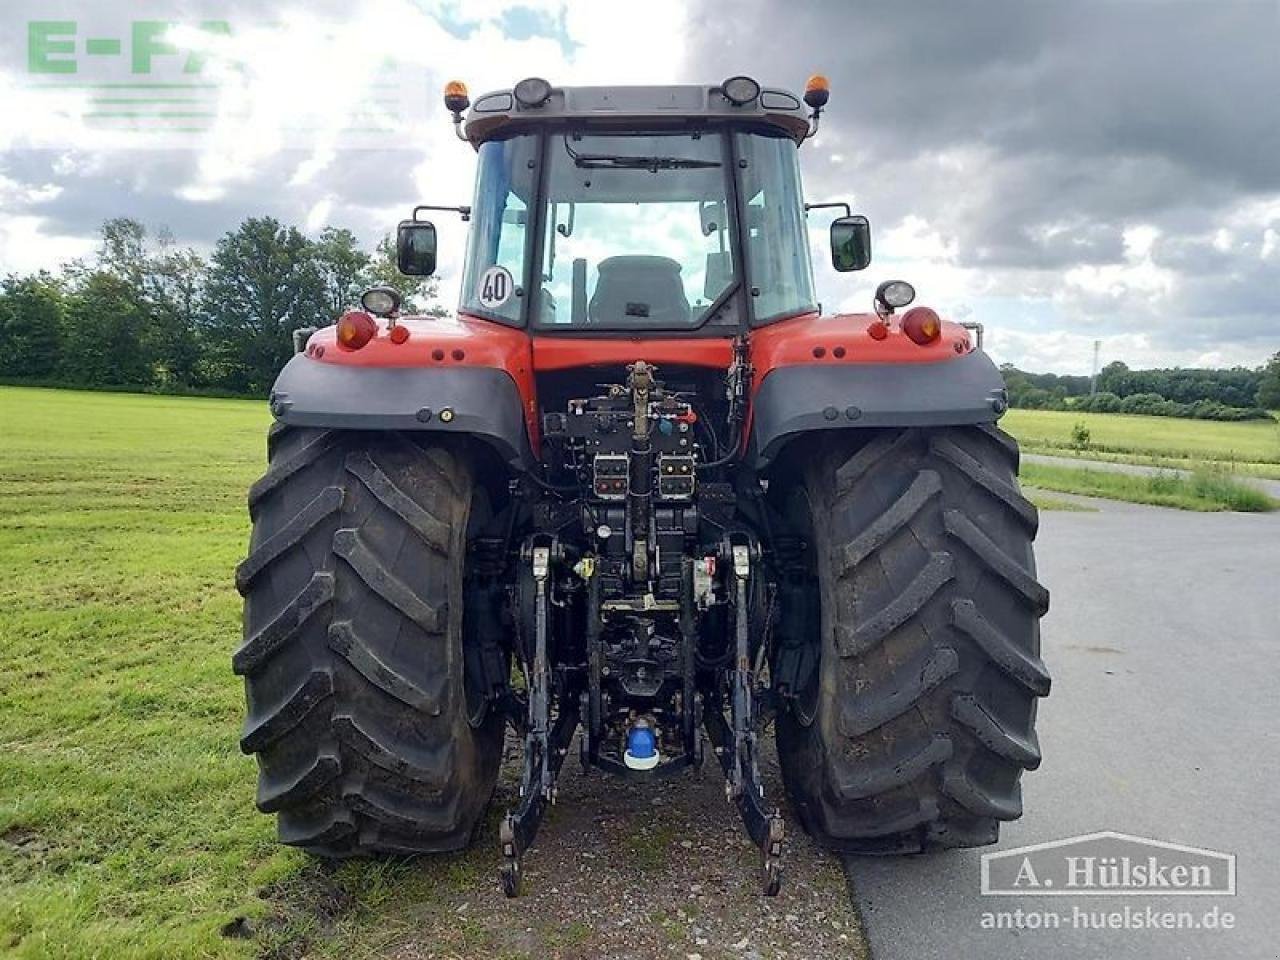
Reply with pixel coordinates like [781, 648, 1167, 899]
[444, 80, 470, 115]
[804, 74, 830, 110]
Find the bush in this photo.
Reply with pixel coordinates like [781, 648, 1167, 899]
[1074, 391, 1123, 413]
[1070, 421, 1091, 450]
[1038, 389, 1274, 422]
[1190, 466, 1276, 512]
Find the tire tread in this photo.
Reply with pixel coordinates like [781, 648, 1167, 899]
[236, 430, 501, 856]
[776, 424, 1049, 854]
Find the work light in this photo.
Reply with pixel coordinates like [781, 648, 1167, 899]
[875, 280, 916, 312]
[360, 286, 401, 317]
[721, 75, 760, 106]
[514, 77, 553, 107]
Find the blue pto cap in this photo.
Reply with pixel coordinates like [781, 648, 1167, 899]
[623, 724, 660, 771]
[627, 726, 656, 759]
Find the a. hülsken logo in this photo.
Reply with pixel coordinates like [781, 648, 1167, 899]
[982, 832, 1236, 897]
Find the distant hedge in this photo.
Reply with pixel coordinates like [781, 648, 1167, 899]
[0, 376, 261, 401]
[1003, 357, 1280, 421]
[1069, 391, 1275, 421]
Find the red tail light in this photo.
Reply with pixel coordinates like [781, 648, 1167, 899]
[336, 310, 377, 350]
[901, 306, 942, 345]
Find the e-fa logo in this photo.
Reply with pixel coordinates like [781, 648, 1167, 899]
[28, 21, 231, 75]
[981, 832, 1236, 897]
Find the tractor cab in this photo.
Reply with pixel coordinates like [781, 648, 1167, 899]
[398, 77, 870, 335]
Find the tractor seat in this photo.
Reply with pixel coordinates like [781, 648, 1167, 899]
[588, 256, 691, 326]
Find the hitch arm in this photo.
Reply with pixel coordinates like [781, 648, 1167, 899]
[704, 541, 784, 896]
[499, 540, 579, 897]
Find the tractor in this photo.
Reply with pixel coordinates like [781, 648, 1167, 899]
[234, 75, 1050, 897]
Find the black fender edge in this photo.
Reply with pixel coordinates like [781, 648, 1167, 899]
[268, 355, 535, 468]
[748, 349, 1008, 468]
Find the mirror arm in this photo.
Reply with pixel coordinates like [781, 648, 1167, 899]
[804, 201, 851, 218]
[413, 204, 472, 223]
[412, 203, 473, 224]
[556, 201, 575, 238]
[801, 108, 822, 145]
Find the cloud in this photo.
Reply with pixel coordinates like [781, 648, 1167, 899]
[0, 0, 691, 286]
[0, 0, 1276, 372]
[679, 0, 1280, 370]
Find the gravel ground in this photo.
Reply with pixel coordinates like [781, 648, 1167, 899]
[382, 733, 867, 960]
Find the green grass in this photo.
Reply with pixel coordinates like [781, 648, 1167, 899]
[0, 387, 275, 957]
[1024, 491, 1097, 513]
[1003, 408, 1280, 478]
[0, 386, 492, 959]
[1020, 462, 1276, 512]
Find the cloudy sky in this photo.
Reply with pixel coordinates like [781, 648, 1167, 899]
[1, 0, 1277, 373]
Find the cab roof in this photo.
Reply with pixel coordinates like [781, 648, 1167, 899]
[462, 83, 812, 147]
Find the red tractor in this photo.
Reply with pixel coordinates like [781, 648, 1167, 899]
[235, 75, 1049, 897]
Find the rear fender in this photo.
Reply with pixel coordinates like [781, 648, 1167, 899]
[269, 316, 536, 468]
[747, 312, 1007, 467]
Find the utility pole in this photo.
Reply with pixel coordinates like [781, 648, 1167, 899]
[1089, 339, 1101, 395]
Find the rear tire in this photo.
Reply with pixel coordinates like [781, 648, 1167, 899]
[774, 424, 1050, 853]
[234, 426, 504, 855]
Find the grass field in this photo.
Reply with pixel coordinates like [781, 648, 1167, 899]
[1002, 408, 1280, 478]
[0, 387, 297, 958]
[0, 387, 513, 959]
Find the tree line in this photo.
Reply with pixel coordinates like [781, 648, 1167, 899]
[1004, 359, 1280, 421]
[3, 220, 1277, 418]
[0, 218, 446, 397]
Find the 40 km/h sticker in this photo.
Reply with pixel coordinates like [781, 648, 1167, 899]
[478, 265, 514, 309]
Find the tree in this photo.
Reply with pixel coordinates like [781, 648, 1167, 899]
[98, 220, 207, 388]
[364, 235, 449, 316]
[313, 227, 371, 317]
[1096, 361, 1133, 397]
[201, 218, 327, 393]
[1257, 352, 1280, 410]
[0, 274, 66, 378]
[97, 218, 149, 290]
[145, 233, 205, 388]
[60, 272, 151, 386]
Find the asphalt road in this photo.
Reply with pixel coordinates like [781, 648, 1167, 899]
[843, 498, 1280, 960]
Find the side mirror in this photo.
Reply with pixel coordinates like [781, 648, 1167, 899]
[830, 215, 871, 272]
[397, 220, 437, 276]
